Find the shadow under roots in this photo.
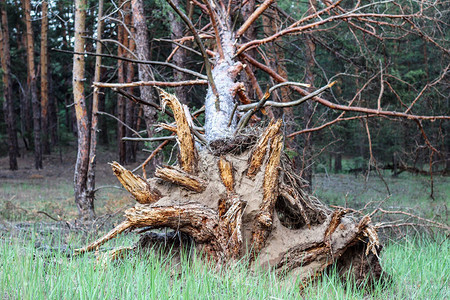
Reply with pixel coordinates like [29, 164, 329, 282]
[135, 229, 194, 260]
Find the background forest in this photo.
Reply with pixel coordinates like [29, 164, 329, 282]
[1, 0, 448, 183]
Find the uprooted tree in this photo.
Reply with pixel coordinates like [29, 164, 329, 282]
[73, 0, 449, 286]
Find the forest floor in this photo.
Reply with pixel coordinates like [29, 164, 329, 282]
[0, 148, 448, 299]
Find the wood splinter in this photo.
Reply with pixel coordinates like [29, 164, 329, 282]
[251, 133, 283, 256]
[247, 119, 282, 178]
[157, 88, 197, 174]
[110, 161, 161, 204]
[155, 165, 207, 192]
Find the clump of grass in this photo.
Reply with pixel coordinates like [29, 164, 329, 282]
[0, 231, 448, 299]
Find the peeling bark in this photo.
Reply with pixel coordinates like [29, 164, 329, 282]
[218, 157, 234, 193]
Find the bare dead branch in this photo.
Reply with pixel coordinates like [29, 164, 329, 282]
[238, 81, 335, 111]
[51, 48, 207, 79]
[122, 136, 177, 142]
[243, 54, 450, 121]
[93, 80, 208, 88]
[113, 88, 174, 118]
[236, 0, 275, 38]
[97, 111, 142, 138]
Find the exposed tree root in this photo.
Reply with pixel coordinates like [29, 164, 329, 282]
[75, 92, 385, 287]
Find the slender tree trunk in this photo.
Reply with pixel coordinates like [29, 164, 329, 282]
[23, 0, 42, 169]
[40, 0, 50, 154]
[125, 8, 136, 163]
[335, 153, 342, 173]
[301, 1, 317, 190]
[262, 4, 298, 163]
[98, 84, 109, 145]
[0, 1, 18, 170]
[168, 0, 188, 104]
[240, 0, 259, 100]
[48, 67, 58, 147]
[131, 0, 158, 160]
[117, 7, 126, 165]
[73, 0, 95, 220]
[86, 0, 104, 205]
[19, 31, 32, 139]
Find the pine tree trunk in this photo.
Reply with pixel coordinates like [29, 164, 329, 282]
[23, 0, 42, 169]
[73, 0, 95, 220]
[168, 0, 188, 104]
[19, 32, 33, 140]
[131, 0, 158, 139]
[48, 68, 58, 147]
[86, 0, 104, 205]
[117, 9, 126, 165]
[300, 1, 317, 190]
[0, 0, 18, 170]
[125, 9, 136, 163]
[40, 0, 50, 154]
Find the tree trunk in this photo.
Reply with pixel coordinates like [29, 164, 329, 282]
[98, 83, 109, 145]
[168, 0, 188, 104]
[300, 1, 317, 190]
[19, 29, 32, 141]
[262, 4, 299, 166]
[86, 0, 104, 208]
[40, 0, 50, 154]
[334, 153, 342, 173]
[125, 8, 136, 163]
[204, 30, 239, 142]
[117, 7, 126, 165]
[0, 0, 18, 170]
[23, 0, 42, 169]
[131, 0, 158, 142]
[48, 67, 58, 147]
[73, 0, 95, 220]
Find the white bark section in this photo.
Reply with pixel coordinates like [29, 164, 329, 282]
[204, 31, 238, 143]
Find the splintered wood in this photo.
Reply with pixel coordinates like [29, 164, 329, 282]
[157, 88, 197, 174]
[218, 157, 234, 193]
[110, 161, 161, 204]
[247, 119, 282, 178]
[251, 133, 283, 256]
[155, 166, 207, 192]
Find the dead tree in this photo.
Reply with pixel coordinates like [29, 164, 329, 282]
[76, 0, 449, 286]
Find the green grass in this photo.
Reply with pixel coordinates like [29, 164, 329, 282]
[0, 231, 448, 299]
[1, 170, 448, 298]
[313, 173, 449, 224]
